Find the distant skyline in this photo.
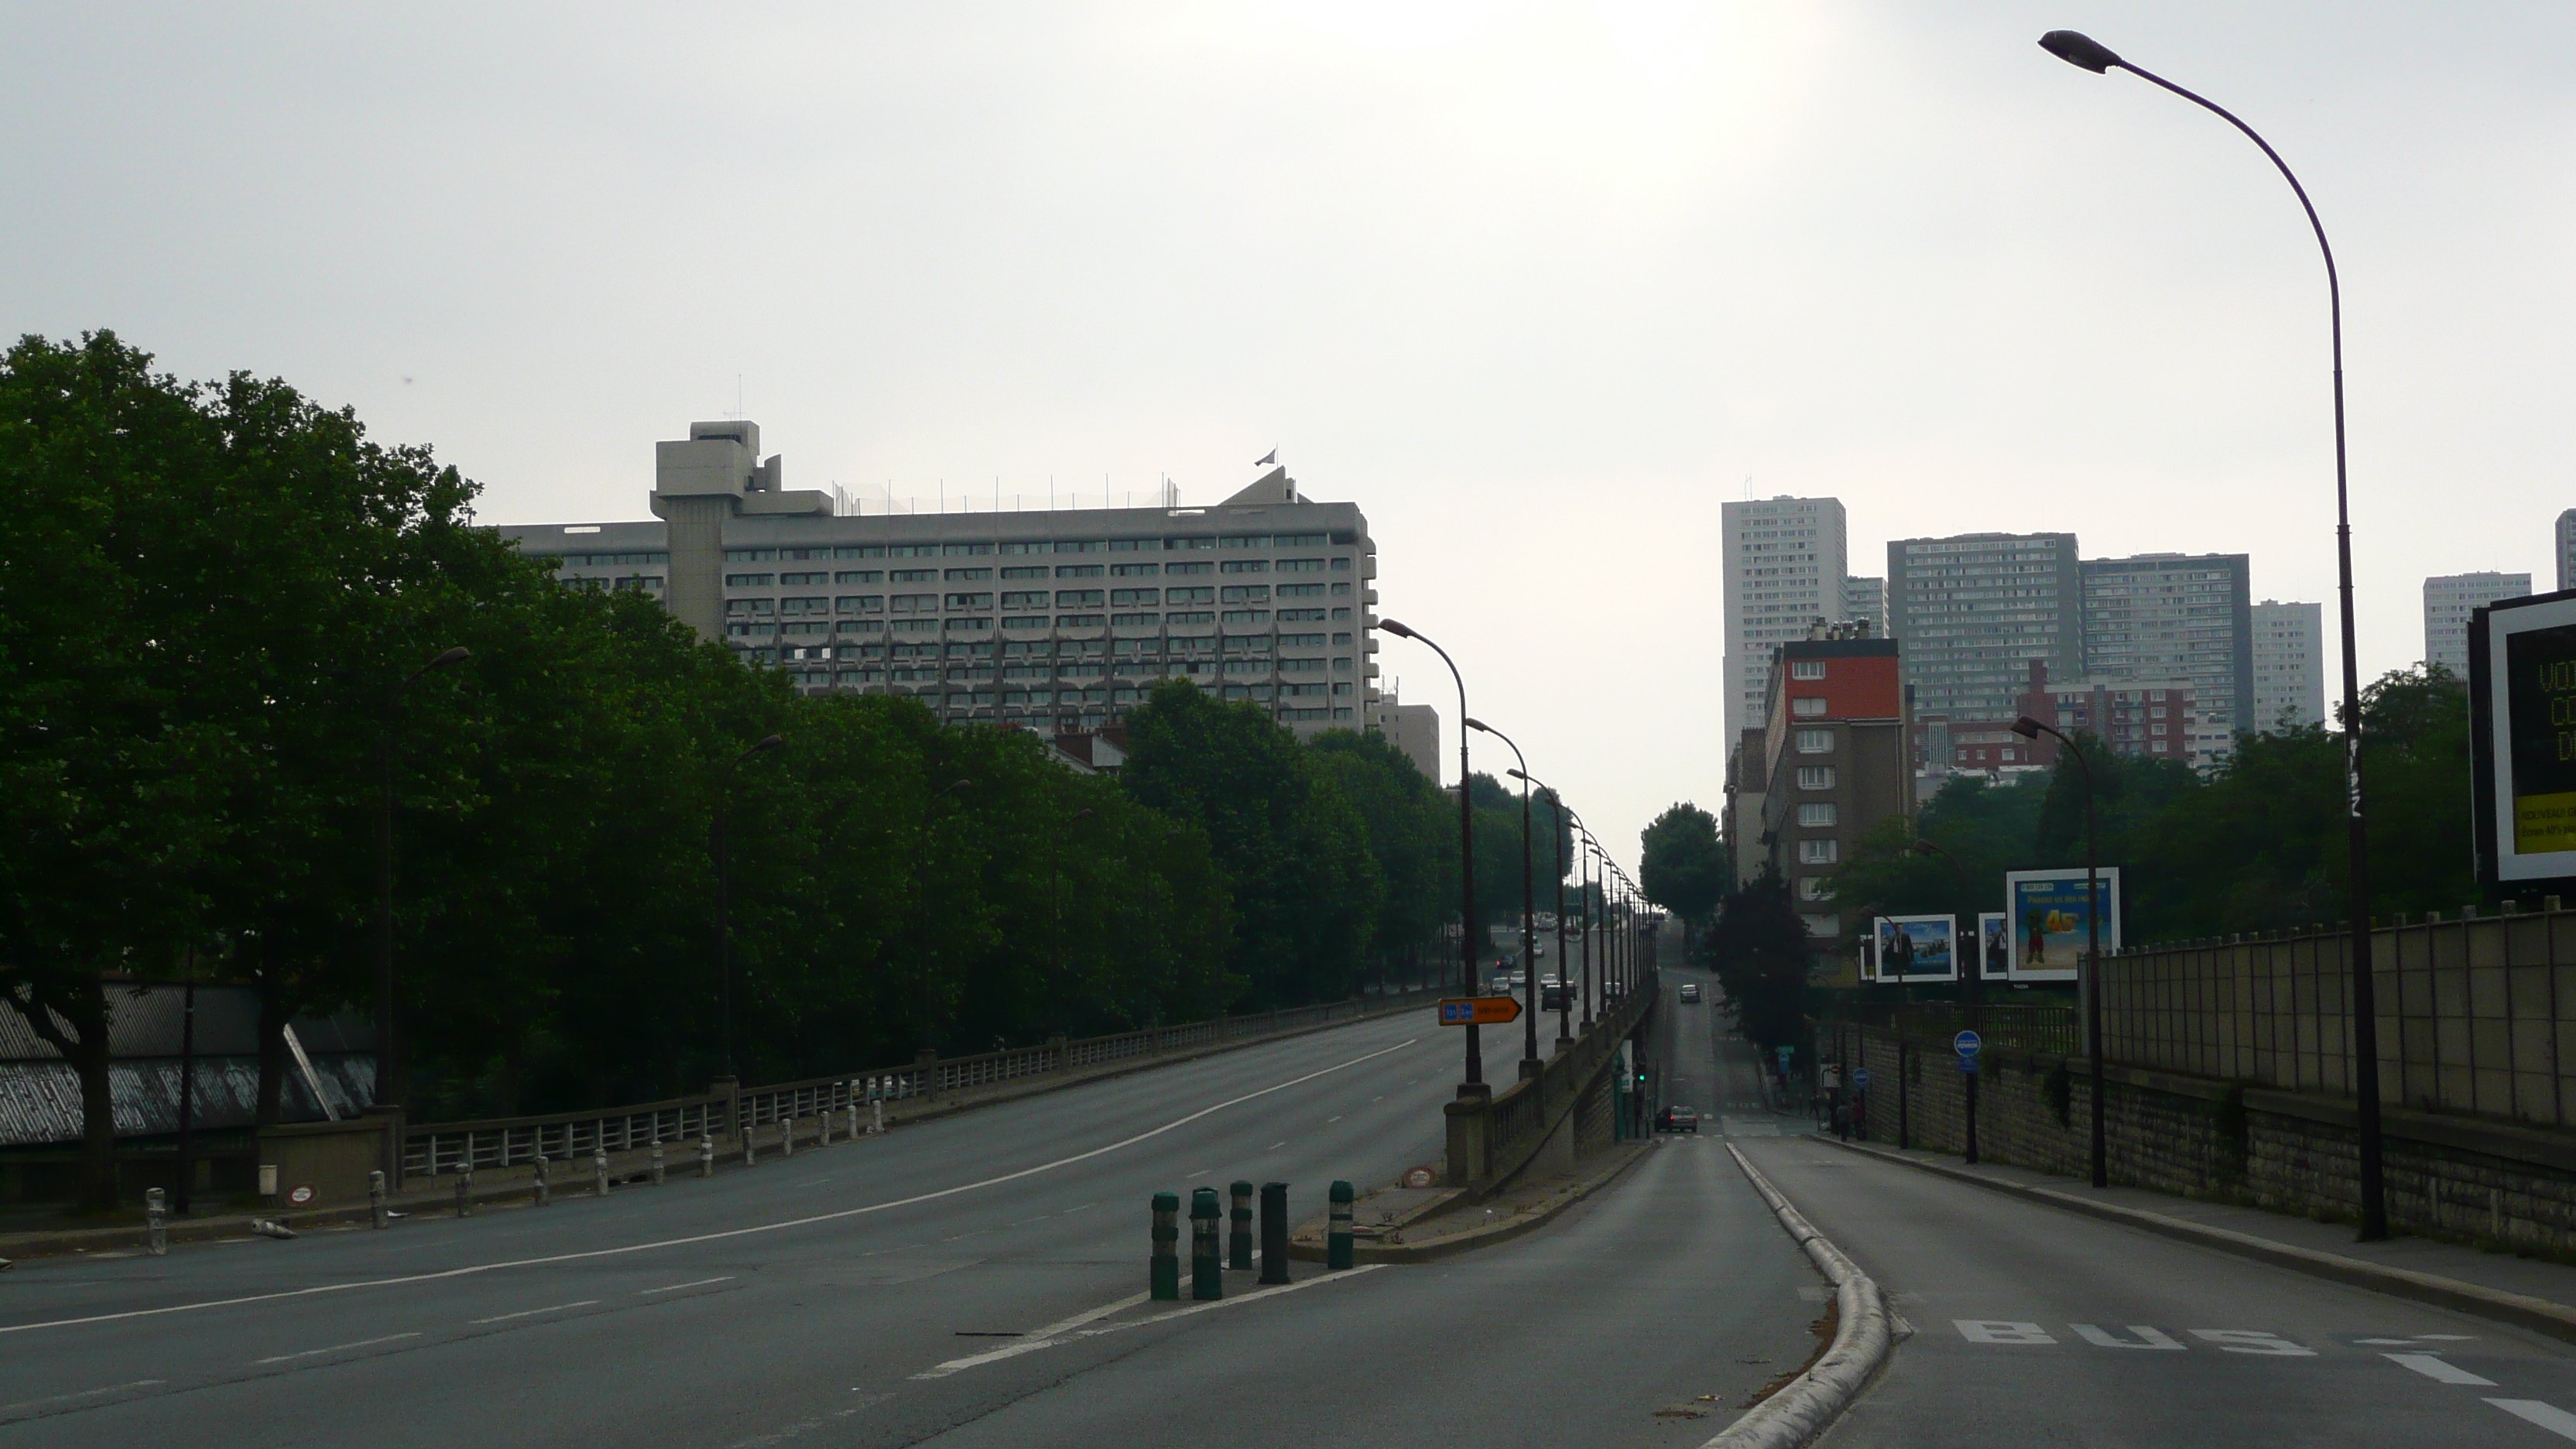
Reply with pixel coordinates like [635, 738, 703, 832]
[7, 1, 2570, 862]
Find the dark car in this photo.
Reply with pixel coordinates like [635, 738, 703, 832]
[1679, 982, 1701, 1003]
[1656, 1105, 1700, 1133]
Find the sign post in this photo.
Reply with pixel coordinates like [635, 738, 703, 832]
[1955, 1030, 1983, 1165]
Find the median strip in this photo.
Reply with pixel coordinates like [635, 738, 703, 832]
[1704, 1144, 1893, 1449]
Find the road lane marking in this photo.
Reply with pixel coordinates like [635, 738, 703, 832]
[471, 1300, 600, 1324]
[1267, 1142, 1286, 1150]
[639, 1276, 736, 1295]
[2190, 1330, 2314, 1356]
[2071, 1324, 2184, 1351]
[0, 1036, 1426, 1338]
[2489, 1401, 2576, 1440]
[1326, 1115, 1341, 1122]
[0, 1380, 164, 1413]
[253, 1333, 421, 1363]
[1955, 1321, 2055, 1345]
[1184, 1170, 1208, 1179]
[1030, 1291, 1152, 1339]
[909, 1266, 1386, 1378]
[2387, 1352, 2496, 1385]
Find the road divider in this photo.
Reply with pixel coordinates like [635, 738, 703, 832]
[1149, 1192, 1181, 1301]
[1327, 1181, 1355, 1269]
[1706, 1144, 1892, 1449]
[1191, 1187, 1223, 1299]
[1229, 1180, 1254, 1269]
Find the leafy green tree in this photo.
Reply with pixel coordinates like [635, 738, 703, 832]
[1639, 803, 1728, 930]
[1307, 728, 1455, 975]
[1702, 874, 1814, 1049]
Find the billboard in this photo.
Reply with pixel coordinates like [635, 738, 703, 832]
[1978, 911, 2010, 980]
[2472, 591, 2576, 897]
[1872, 914, 1959, 983]
[2005, 868, 2121, 981]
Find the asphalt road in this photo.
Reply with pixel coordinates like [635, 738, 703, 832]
[1739, 1136, 2576, 1447]
[0, 968, 1828, 1448]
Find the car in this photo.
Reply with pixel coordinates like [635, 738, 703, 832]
[1679, 982, 1701, 1003]
[1656, 1105, 1700, 1133]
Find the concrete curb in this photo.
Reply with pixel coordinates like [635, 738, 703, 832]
[1820, 1136, 2576, 1348]
[1286, 1142, 1654, 1265]
[1704, 1143, 1892, 1449]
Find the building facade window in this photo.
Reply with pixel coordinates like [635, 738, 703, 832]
[1793, 728, 1834, 753]
[1791, 697, 1828, 718]
[1790, 659, 1827, 680]
[1797, 877, 1831, 901]
[1796, 802, 1838, 827]
[1797, 838, 1840, 865]
[1796, 766, 1836, 790]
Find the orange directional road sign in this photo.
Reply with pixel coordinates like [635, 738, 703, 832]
[1437, 996, 1522, 1026]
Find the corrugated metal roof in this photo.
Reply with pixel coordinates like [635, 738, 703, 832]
[0, 983, 368, 1062]
[0, 1054, 376, 1147]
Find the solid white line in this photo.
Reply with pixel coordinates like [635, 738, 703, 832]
[2386, 1352, 2495, 1386]
[470, 1300, 600, 1325]
[0, 1036, 1426, 1338]
[2490, 1400, 2576, 1440]
[639, 1276, 737, 1295]
[1030, 1290, 1152, 1340]
[0, 1380, 165, 1413]
[910, 1267, 1386, 1378]
[254, 1332, 422, 1364]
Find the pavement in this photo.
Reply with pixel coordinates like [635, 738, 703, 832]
[0, 966, 1834, 1449]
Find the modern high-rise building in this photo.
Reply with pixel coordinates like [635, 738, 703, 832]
[2251, 600, 2326, 732]
[2424, 571, 2530, 677]
[2078, 552, 2253, 759]
[1841, 576, 1886, 638]
[1722, 498, 1849, 743]
[499, 421, 1382, 738]
[2557, 510, 2576, 593]
[1367, 697, 1441, 782]
[1885, 532, 2084, 721]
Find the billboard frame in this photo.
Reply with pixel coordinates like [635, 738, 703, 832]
[2004, 867, 2122, 982]
[2471, 589, 2576, 900]
[1872, 913, 1961, 984]
[1977, 910, 2009, 981]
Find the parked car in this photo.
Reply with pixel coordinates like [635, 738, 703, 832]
[1656, 1105, 1700, 1133]
[1679, 982, 1701, 1003]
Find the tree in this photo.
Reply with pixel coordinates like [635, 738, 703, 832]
[1307, 728, 1455, 973]
[1639, 803, 1728, 930]
[1703, 874, 1814, 1049]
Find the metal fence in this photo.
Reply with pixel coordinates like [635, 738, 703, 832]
[403, 988, 1444, 1179]
[1817, 1001, 2080, 1060]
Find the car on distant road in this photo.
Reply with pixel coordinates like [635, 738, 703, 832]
[1656, 1105, 1699, 1133]
[1540, 977, 1571, 1011]
[1679, 982, 1701, 1003]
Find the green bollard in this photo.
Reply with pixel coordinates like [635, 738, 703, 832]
[1190, 1187, 1223, 1300]
[1327, 1180, 1355, 1270]
[1258, 1181, 1290, 1284]
[1150, 1191, 1181, 1301]
[1228, 1180, 1255, 1269]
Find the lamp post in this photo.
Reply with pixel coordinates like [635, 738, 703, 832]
[1572, 819, 1598, 1028]
[2036, 26, 2385, 1238]
[1051, 807, 1097, 1036]
[1511, 768, 1574, 1050]
[713, 733, 786, 1081]
[1911, 838, 1981, 1164]
[1470, 721, 1540, 1076]
[2012, 715, 2104, 1187]
[1380, 618, 1484, 1097]
[372, 643, 469, 1166]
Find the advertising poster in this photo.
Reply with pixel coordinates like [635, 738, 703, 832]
[2473, 592, 2576, 896]
[1858, 927, 1877, 983]
[2004, 868, 2122, 981]
[1978, 911, 2009, 980]
[1872, 914, 1958, 983]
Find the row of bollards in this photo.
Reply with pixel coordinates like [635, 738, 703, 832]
[1149, 1179, 1349, 1300]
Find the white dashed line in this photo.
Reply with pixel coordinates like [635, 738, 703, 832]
[1267, 1142, 1286, 1150]
[0, 1380, 164, 1413]
[471, 1300, 600, 1324]
[2489, 1401, 2576, 1440]
[639, 1276, 736, 1295]
[2386, 1353, 2495, 1386]
[254, 1333, 420, 1364]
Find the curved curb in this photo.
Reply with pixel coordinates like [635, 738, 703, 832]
[1823, 1136, 2576, 1348]
[1703, 1143, 1893, 1449]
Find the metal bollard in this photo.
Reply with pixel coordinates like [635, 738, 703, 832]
[1149, 1191, 1180, 1300]
[145, 1187, 168, 1257]
[743, 1126, 758, 1166]
[1228, 1180, 1255, 1269]
[650, 1139, 666, 1185]
[1258, 1181, 1290, 1284]
[368, 1170, 388, 1230]
[593, 1149, 610, 1197]
[1327, 1180, 1355, 1270]
[781, 1115, 794, 1158]
[872, 1098, 884, 1136]
[534, 1153, 552, 1208]
[1190, 1187, 1223, 1300]
[456, 1165, 475, 1218]
[698, 1134, 714, 1179]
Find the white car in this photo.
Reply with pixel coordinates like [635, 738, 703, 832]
[1679, 982, 1702, 1003]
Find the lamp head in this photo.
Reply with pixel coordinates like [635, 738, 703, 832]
[944, 777, 974, 793]
[1464, 716, 1491, 734]
[748, 733, 786, 756]
[2038, 29, 2122, 74]
[427, 646, 471, 671]
[1910, 838, 1939, 857]
[1378, 618, 1418, 640]
[1506, 768, 1530, 783]
[2011, 715, 2047, 741]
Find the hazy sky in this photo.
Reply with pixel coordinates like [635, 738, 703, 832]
[9, 2, 2571, 865]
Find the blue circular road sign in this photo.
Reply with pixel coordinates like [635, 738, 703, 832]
[1954, 1030, 1983, 1057]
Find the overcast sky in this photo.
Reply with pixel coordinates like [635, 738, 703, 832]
[9, 2, 2571, 866]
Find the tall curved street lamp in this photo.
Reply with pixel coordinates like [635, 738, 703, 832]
[1469, 720, 1540, 1075]
[2012, 714, 2104, 1187]
[2037, 26, 2386, 1240]
[714, 733, 786, 1081]
[1510, 767, 1574, 1050]
[1380, 618, 1485, 1097]
[373, 642, 470, 1170]
[1572, 818, 1599, 1028]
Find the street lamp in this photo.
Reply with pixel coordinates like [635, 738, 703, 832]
[1509, 767, 1574, 1050]
[2012, 714, 2105, 1187]
[1380, 618, 1485, 1098]
[372, 642, 469, 1171]
[1469, 720, 1540, 1076]
[1571, 817, 1598, 1028]
[2036, 26, 2386, 1239]
[1910, 837, 1981, 1165]
[714, 733, 786, 1081]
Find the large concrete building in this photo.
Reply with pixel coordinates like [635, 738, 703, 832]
[2558, 510, 2576, 593]
[2252, 600, 2326, 732]
[1885, 532, 2084, 722]
[1840, 575, 1886, 639]
[1367, 697, 1442, 782]
[2424, 571, 2530, 678]
[2078, 552, 2253, 766]
[500, 421, 1382, 738]
[1721, 497, 1848, 742]
[1755, 632, 1910, 956]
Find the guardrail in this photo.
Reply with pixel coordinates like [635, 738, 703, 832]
[1444, 973, 1656, 1194]
[402, 986, 1446, 1180]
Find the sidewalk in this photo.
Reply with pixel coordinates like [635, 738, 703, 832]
[1823, 1136, 2576, 1343]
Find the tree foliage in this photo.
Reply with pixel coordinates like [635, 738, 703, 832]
[1639, 803, 1728, 927]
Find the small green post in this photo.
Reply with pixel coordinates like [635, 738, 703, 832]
[1149, 1191, 1180, 1301]
[1190, 1187, 1223, 1300]
[1327, 1180, 1355, 1270]
[1228, 1180, 1255, 1269]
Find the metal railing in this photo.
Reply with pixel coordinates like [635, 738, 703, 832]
[403, 985, 1446, 1179]
[1819, 1001, 2080, 1060]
